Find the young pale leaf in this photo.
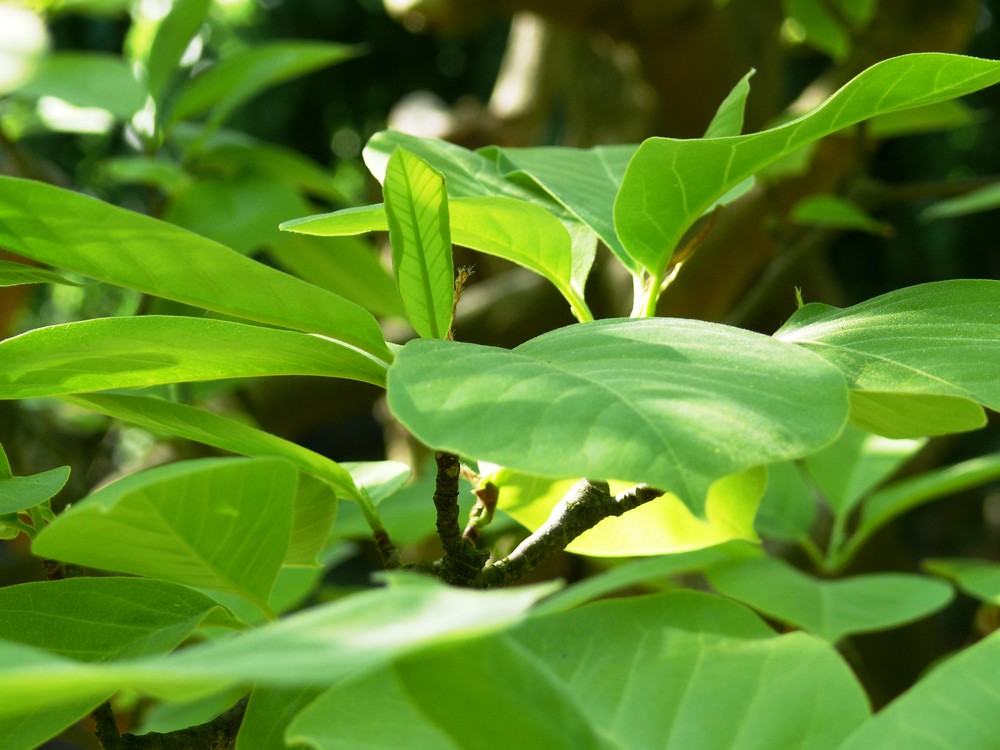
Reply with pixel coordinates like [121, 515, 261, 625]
[0, 176, 391, 361]
[837, 629, 1000, 750]
[707, 557, 953, 643]
[388, 318, 848, 515]
[16, 52, 146, 119]
[282, 196, 588, 320]
[0, 466, 69, 514]
[775, 280, 1000, 437]
[32, 457, 297, 610]
[63, 393, 360, 500]
[143, 0, 211, 106]
[383, 149, 454, 339]
[495, 468, 764, 557]
[170, 41, 359, 131]
[616, 54, 1000, 276]
[0, 316, 386, 399]
[704, 69, 755, 138]
[791, 193, 892, 236]
[0, 577, 235, 662]
[923, 558, 1000, 604]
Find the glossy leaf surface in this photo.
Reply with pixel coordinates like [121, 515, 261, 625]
[383, 149, 454, 339]
[389, 318, 848, 513]
[0, 176, 390, 360]
[616, 54, 1000, 275]
[33, 457, 297, 610]
[0, 315, 386, 399]
[708, 557, 953, 642]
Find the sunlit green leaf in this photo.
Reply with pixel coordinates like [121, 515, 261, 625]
[838, 629, 1000, 750]
[17, 52, 145, 119]
[285, 475, 337, 567]
[0, 259, 88, 288]
[704, 69, 754, 138]
[0, 465, 69, 514]
[616, 54, 1000, 277]
[0, 577, 235, 661]
[33, 457, 298, 610]
[0, 316, 386, 399]
[383, 149, 454, 339]
[389, 318, 848, 514]
[143, 0, 211, 106]
[0, 176, 391, 361]
[708, 557, 953, 642]
[775, 280, 1000, 437]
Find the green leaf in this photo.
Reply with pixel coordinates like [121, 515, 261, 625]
[775, 280, 1000, 437]
[791, 193, 893, 236]
[282, 196, 589, 321]
[285, 475, 337, 567]
[2, 698, 111, 750]
[16, 52, 145, 119]
[33, 457, 297, 610]
[389, 318, 848, 514]
[96, 156, 192, 194]
[922, 180, 1000, 221]
[143, 0, 211, 106]
[0, 176, 391, 362]
[290, 590, 868, 750]
[838, 451, 1000, 567]
[533, 541, 761, 616]
[782, 0, 850, 59]
[268, 234, 404, 319]
[754, 461, 817, 542]
[0, 575, 555, 721]
[495, 468, 764, 557]
[383, 149, 454, 339]
[0, 259, 88, 288]
[837, 629, 1000, 750]
[170, 41, 359, 132]
[707, 557, 953, 642]
[866, 99, 980, 138]
[615, 54, 1000, 277]
[0, 465, 69, 513]
[0, 577, 234, 661]
[704, 69, 754, 138]
[364, 130, 600, 286]
[0, 315, 386, 399]
[63, 393, 360, 500]
[165, 176, 309, 254]
[923, 558, 1000, 605]
[238, 687, 323, 750]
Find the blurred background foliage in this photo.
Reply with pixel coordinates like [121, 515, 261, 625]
[1, 0, 999, 727]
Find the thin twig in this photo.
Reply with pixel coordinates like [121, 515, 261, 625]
[433, 451, 489, 585]
[478, 481, 663, 588]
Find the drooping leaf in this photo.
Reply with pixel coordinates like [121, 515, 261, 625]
[615, 54, 1000, 276]
[0, 315, 386, 399]
[836, 451, 1000, 567]
[383, 149, 454, 339]
[170, 41, 359, 131]
[922, 180, 1000, 221]
[0, 465, 69, 514]
[282, 196, 589, 320]
[63, 392, 360, 500]
[33, 457, 298, 611]
[790, 193, 892, 236]
[289, 590, 869, 750]
[704, 69, 755, 138]
[0, 577, 236, 662]
[16, 52, 146, 119]
[707, 557, 954, 643]
[0, 176, 391, 361]
[143, 0, 211, 106]
[388, 318, 848, 514]
[837, 629, 1000, 750]
[923, 558, 1000, 605]
[775, 280, 1000, 437]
